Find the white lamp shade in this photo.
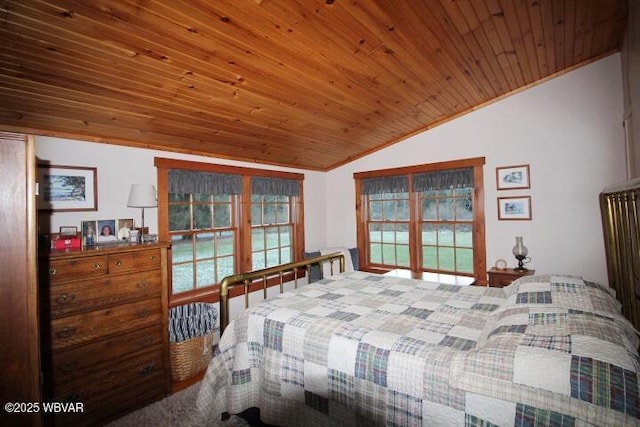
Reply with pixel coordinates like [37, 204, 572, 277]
[127, 184, 157, 208]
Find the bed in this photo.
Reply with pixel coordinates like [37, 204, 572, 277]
[195, 269, 640, 426]
[194, 179, 640, 426]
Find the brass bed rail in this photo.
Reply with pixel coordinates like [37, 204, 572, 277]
[219, 252, 345, 335]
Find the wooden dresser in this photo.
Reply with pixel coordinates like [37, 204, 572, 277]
[39, 242, 171, 426]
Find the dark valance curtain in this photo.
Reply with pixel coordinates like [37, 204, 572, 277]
[168, 169, 243, 195]
[413, 168, 474, 192]
[361, 175, 409, 195]
[251, 176, 300, 196]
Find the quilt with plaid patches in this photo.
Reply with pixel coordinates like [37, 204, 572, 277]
[195, 272, 640, 426]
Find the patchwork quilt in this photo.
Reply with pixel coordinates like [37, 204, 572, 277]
[195, 272, 640, 426]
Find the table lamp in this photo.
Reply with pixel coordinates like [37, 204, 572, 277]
[127, 184, 157, 242]
[512, 236, 530, 271]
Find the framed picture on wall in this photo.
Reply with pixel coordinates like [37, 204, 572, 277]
[496, 164, 530, 190]
[498, 196, 532, 220]
[37, 164, 98, 211]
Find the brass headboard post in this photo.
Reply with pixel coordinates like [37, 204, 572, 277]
[600, 179, 640, 329]
[219, 252, 345, 335]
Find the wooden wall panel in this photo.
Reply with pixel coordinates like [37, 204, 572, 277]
[0, 132, 40, 427]
[0, 0, 629, 170]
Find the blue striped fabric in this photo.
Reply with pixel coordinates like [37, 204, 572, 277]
[168, 302, 218, 343]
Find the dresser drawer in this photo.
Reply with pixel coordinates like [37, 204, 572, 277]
[46, 270, 162, 318]
[49, 297, 162, 351]
[108, 248, 161, 274]
[46, 255, 108, 285]
[46, 374, 166, 427]
[51, 348, 165, 404]
[50, 325, 163, 383]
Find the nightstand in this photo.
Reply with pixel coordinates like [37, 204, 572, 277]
[487, 268, 535, 287]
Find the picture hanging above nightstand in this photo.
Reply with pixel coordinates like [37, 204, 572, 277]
[496, 164, 530, 190]
[498, 196, 532, 220]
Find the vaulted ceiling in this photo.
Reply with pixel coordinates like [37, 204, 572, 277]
[0, 0, 628, 170]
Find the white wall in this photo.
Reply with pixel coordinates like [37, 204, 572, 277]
[35, 139, 328, 251]
[325, 54, 627, 284]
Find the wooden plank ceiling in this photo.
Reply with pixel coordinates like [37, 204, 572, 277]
[0, 0, 628, 170]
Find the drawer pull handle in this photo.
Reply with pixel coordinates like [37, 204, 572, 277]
[55, 293, 76, 305]
[115, 260, 122, 266]
[93, 263, 101, 270]
[56, 327, 77, 339]
[150, 255, 157, 261]
[138, 364, 157, 377]
[137, 280, 149, 289]
[49, 268, 57, 276]
[138, 336, 154, 347]
[59, 362, 77, 373]
[136, 309, 152, 319]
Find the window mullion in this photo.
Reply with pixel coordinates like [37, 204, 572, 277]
[278, 224, 283, 264]
[191, 229, 197, 292]
[240, 176, 252, 274]
[408, 176, 419, 272]
[262, 200, 268, 266]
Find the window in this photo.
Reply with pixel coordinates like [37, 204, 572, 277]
[368, 192, 410, 267]
[170, 194, 236, 294]
[354, 158, 486, 282]
[155, 158, 304, 305]
[420, 188, 473, 273]
[251, 195, 293, 270]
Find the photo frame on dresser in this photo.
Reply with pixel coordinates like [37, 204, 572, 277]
[117, 218, 134, 241]
[97, 219, 117, 243]
[82, 220, 97, 246]
[59, 226, 78, 237]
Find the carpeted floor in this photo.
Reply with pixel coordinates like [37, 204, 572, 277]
[105, 382, 249, 427]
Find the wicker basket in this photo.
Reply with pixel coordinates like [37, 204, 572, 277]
[169, 330, 214, 381]
[168, 302, 217, 382]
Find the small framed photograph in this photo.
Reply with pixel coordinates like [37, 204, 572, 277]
[59, 226, 78, 237]
[37, 164, 98, 211]
[498, 196, 532, 220]
[496, 164, 530, 190]
[82, 220, 97, 246]
[96, 219, 117, 243]
[117, 218, 134, 241]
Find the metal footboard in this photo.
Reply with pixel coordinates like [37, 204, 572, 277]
[219, 252, 345, 335]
